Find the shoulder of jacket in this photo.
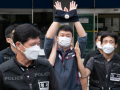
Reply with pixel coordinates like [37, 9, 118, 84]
[0, 59, 16, 72]
[86, 50, 96, 56]
[93, 54, 102, 59]
[0, 47, 10, 54]
[37, 57, 51, 67]
[114, 53, 120, 60]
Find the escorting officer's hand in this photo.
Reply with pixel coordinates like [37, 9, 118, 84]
[74, 41, 81, 57]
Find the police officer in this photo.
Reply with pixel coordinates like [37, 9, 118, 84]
[44, 1, 87, 90]
[74, 31, 120, 90]
[0, 24, 18, 63]
[80, 31, 104, 90]
[0, 24, 60, 90]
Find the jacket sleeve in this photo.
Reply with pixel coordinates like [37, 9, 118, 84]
[77, 33, 87, 58]
[85, 57, 94, 72]
[0, 53, 4, 64]
[44, 36, 54, 59]
[0, 68, 4, 90]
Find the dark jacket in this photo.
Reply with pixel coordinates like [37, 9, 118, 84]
[54, 47, 81, 90]
[44, 35, 87, 90]
[84, 49, 101, 66]
[0, 47, 15, 63]
[90, 53, 120, 90]
[0, 57, 61, 90]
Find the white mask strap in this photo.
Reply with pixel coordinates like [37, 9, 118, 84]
[20, 43, 26, 49]
[20, 43, 26, 53]
[9, 38, 16, 48]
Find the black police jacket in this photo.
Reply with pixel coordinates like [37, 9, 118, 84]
[90, 53, 120, 90]
[0, 47, 15, 62]
[0, 57, 60, 90]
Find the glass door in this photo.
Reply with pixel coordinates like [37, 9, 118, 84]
[74, 14, 97, 58]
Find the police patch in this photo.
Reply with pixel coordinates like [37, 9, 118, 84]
[38, 81, 49, 90]
[110, 73, 120, 82]
[64, 14, 69, 19]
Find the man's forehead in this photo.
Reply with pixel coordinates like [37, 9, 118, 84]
[98, 35, 101, 38]
[103, 36, 114, 41]
[59, 30, 72, 34]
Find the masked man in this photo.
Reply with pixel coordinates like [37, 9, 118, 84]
[74, 31, 120, 90]
[0, 25, 18, 64]
[44, 1, 87, 90]
[0, 24, 61, 90]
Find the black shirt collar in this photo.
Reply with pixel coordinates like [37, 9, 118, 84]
[101, 53, 117, 62]
[96, 49, 101, 54]
[14, 57, 36, 68]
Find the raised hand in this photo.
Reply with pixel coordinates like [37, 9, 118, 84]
[74, 41, 81, 57]
[69, 1, 78, 11]
[54, 1, 63, 10]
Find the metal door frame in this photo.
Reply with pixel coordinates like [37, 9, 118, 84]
[77, 8, 120, 50]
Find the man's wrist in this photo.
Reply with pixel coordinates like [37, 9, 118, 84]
[54, 9, 79, 22]
[76, 54, 81, 58]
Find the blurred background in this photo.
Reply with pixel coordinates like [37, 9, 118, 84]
[0, 0, 120, 57]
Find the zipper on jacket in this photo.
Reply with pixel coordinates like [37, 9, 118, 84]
[22, 74, 33, 90]
[63, 62, 64, 65]
[29, 83, 32, 90]
[102, 87, 104, 90]
[106, 74, 108, 78]
[106, 74, 108, 89]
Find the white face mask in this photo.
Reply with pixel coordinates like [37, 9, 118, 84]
[96, 41, 102, 49]
[58, 37, 71, 48]
[102, 43, 115, 54]
[9, 38, 16, 48]
[21, 43, 40, 60]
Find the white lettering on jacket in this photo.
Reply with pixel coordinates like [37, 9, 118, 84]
[35, 72, 50, 77]
[113, 63, 120, 66]
[4, 76, 23, 81]
[94, 60, 104, 64]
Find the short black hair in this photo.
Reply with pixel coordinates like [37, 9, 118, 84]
[5, 24, 18, 38]
[101, 31, 118, 44]
[56, 25, 73, 36]
[95, 31, 104, 41]
[13, 24, 40, 44]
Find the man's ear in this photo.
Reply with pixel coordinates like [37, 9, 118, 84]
[115, 43, 118, 48]
[71, 37, 73, 43]
[16, 41, 21, 50]
[70, 37, 74, 47]
[6, 38, 11, 43]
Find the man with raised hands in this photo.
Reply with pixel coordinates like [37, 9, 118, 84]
[44, 1, 87, 90]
